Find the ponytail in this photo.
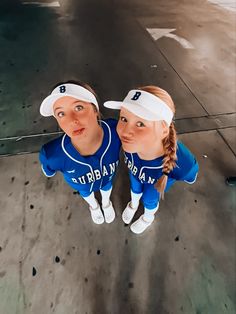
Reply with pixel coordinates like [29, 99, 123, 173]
[155, 121, 177, 199]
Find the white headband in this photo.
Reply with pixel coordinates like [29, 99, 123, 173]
[40, 83, 99, 117]
[104, 89, 173, 125]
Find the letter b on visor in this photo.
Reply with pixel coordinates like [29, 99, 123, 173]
[131, 91, 141, 101]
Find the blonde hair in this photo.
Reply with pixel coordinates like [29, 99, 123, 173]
[138, 86, 177, 199]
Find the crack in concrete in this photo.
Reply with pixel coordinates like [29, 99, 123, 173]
[17, 156, 27, 313]
[17, 157, 44, 312]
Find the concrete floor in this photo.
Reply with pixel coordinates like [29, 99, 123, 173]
[0, 0, 235, 314]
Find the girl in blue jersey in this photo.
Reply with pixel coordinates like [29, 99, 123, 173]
[104, 86, 199, 234]
[39, 82, 121, 225]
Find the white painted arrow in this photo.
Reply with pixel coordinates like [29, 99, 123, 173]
[146, 28, 194, 49]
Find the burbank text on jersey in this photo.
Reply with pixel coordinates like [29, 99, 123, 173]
[124, 141, 199, 184]
[39, 119, 121, 193]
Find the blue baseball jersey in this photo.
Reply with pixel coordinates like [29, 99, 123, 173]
[39, 119, 121, 194]
[124, 141, 199, 185]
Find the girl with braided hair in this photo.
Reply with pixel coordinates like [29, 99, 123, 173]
[104, 86, 198, 234]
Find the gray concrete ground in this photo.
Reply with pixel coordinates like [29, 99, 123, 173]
[0, 0, 235, 314]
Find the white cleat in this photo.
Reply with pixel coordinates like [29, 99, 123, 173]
[122, 202, 138, 224]
[102, 201, 116, 223]
[130, 215, 154, 234]
[89, 204, 104, 224]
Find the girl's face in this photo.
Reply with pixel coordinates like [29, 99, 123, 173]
[117, 107, 169, 154]
[53, 96, 99, 140]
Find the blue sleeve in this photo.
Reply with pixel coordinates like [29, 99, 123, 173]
[39, 146, 57, 177]
[170, 141, 199, 184]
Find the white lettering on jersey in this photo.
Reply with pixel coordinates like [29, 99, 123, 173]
[132, 166, 138, 175]
[78, 176, 86, 184]
[139, 173, 146, 181]
[70, 160, 119, 185]
[102, 165, 108, 176]
[86, 172, 94, 183]
[109, 162, 116, 174]
[127, 160, 132, 170]
[124, 157, 139, 177]
[147, 177, 155, 184]
[94, 169, 101, 180]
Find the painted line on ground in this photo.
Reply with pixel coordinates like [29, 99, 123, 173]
[22, 1, 60, 7]
[208, 0, 236, 12]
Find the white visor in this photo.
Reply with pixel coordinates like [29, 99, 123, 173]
[40, 83, 99, 117]
[104, 89, 173, 125]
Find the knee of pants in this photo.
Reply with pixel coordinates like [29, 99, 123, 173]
[142, 184, 159, 209]
[142, 198, 159, 210]
[131, 186, 143, 194]
[100, 180, 113, 192]
[129, 174, 143, 194]
[78, 190, 92, 198]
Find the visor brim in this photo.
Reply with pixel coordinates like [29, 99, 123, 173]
[104, 101, 163, 121]
[40, 93, 98, 117]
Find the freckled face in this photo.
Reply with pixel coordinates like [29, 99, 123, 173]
[53, 96, 99, 140]
[116, 107, 166, 154]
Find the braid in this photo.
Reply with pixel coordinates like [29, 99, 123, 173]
[138, 85, 177, 199]
[155, 122, 177, 199]
[162, 122, 177, 174]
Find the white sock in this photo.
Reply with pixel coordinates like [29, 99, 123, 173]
[100, 188, 112, 207]
[143, 205, 159, 222]
[131, 191, 142, 209]
[82, 193, 98, 209]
